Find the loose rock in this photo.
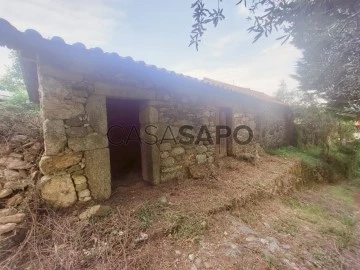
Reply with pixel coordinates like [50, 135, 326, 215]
[0, 223, 17, 235]
[0, 208, 17, 218]
[0, 188, 13, 199]
[79, 205, 111, 220]
[0, 213, 26, 224]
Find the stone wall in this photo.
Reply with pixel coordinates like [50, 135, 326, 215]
[154, 102, 217, 183]
[38, 70, 110, 207]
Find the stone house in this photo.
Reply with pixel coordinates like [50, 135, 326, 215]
[0, 19, 294, 207]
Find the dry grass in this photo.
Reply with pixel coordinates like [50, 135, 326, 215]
[1, 157, 359, 269]
[0, 195, 146, 269]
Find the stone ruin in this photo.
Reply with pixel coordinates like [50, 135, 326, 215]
[0, 19, 294, 208]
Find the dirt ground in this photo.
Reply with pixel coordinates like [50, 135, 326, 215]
[1, 156, 360, 269]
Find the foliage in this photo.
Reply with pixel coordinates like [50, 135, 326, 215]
[0, 51, 26, 93]
[189, 0, 225, 50]
[271, 141, 360, 181]
[274, 79, 303, 106]
[189, 0, 360, 114]
[294, 106, 336, 151]
[0, 90, 40, 143]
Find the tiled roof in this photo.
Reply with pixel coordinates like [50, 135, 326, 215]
[0, 18, 285, 106]
[203, 78, 284, 105]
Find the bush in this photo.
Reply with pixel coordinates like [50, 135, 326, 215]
[270, 142, 360, 182]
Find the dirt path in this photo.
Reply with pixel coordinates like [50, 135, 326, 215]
[139, 183, 360, 270]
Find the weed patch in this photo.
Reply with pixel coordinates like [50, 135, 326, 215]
[274, 218, 299, 236]
[165, 212, 207, 240]
[137, 202, 157, 229]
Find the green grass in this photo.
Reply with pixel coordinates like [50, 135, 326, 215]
[165, 211, 207, 240]
[281, 197, 302, 209]
[280, 182, 357, 249]
[274, 217, 299, 236]
[329, 184, 355, 206]
[270, 143, 360, 182]
[138, 202, 157, 229]
[269, 146, 324, 169]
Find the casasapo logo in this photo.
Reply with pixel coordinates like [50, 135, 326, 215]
[107, 125, 253, 145]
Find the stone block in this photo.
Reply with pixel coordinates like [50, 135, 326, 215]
[84, 148, 111, 200]
[196, 154, 207, 164]
[78, 189, 90, 198]
[43, 119, 67, 155]
[72, 175, 87, 185]
[75, 182, 87, 191]
[64, 116, 84, 127]
[196, 145, 208, 154]
[86, 95, 108, 135]
[42, 99, 84, 120]
[170, 147, 185, 156]
[38, 73, 72, 99]
[161, 157, 175, 167]
[39, 175, 77, 208]
[66, 127, 88, 138]
[160, 151, 169, 159]
[39, 152, 83, 175]
[68, 133, 108, 152]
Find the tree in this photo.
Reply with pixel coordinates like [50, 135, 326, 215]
[0, 51, 26, 93]
[189, 0, 360, 115]
[275, 80, 290, 103]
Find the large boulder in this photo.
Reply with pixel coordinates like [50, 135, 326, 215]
[39, 175, 77, 208]
[43, 119, 67, 155]
[39, 151, 83, 175]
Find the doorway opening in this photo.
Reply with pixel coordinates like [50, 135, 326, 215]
[106, 98, 143, 188]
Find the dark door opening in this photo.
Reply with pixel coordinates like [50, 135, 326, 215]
[106, 98, 143, 187]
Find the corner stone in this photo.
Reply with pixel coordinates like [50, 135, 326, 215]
[40, 174, 77, 208]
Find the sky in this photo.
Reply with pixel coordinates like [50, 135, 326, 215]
[0, 0, 302, 96]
